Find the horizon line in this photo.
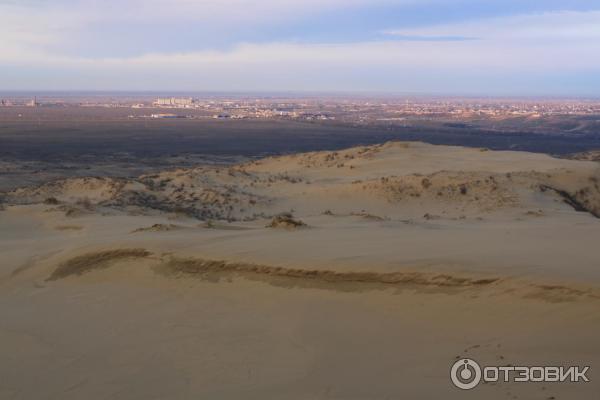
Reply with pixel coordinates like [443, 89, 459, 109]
[1, 90, 599, 100]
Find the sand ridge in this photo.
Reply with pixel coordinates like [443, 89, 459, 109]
[3, 141, 600, 222]
[29, 247, 600, 305]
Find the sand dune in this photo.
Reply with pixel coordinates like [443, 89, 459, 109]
[5, 142, 600, 222]
[1, 141, 599, 399]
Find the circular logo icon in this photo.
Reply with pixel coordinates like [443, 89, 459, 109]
[451, 358, 482, 390]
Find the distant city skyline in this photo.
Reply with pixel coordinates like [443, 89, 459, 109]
[1, 0, 599, 95]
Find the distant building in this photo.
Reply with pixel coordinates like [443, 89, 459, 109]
[154, 97, 194, 107]
[151, 113, 184, 119]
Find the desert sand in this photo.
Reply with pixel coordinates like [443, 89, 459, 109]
[1, 141, 599, 399]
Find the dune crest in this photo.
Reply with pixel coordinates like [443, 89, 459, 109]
[4, 141, 600, 222]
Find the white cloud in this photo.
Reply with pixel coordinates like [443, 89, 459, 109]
[0, 0, 421, 61]
[0, 3, 91, 60]
[10, 38, 596, 71]
[118, 0, 411, 19]
[2, 0, 413, 26]
[1, 4, 599, 92]
[385, 10, 600, 41]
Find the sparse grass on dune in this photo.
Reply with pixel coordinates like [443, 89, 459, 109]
[131, 224, 181, 233]
[156, 256, 499, 290]
[47, 249, 152, 280]
[266, 213, 307, 229]
[54, 225, 83, 231]
[156, 257, 600, 301]
[45, 250, 600, 302]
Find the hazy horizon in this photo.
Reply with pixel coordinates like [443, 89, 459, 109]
[1, 90, 600, 101]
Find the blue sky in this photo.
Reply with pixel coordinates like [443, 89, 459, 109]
[1, 0, 599, 95]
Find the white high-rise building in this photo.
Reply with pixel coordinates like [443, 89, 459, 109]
[154, 97, 194, 107]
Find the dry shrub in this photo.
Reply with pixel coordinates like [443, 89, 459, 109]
[266, 213, 307, 229]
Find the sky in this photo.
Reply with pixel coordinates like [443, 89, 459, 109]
[1, 0, 599, 95]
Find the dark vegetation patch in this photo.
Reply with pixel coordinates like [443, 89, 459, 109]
[156, 256, 500, 293]
[47, 249, 152, 280]
[266, 213, 307, 229]
[539, 185, 600, 218]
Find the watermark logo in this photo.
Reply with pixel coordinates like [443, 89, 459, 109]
[451, 358, 482, 390]
[450, 358, 590, 390]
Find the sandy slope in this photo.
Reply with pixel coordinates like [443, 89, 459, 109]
[1, 142, 599, 399]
